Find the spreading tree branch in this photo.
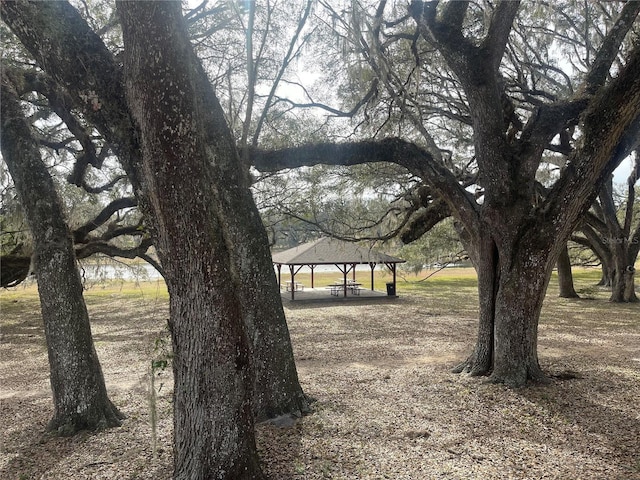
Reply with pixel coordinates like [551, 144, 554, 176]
[250, 137, 480, 237]
[73, 197, 138, 243]
[582, 1, 640, 95]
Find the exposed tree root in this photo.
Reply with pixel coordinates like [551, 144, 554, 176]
[451, 349, 492, 377]
[47, 401, 125, 437]
[453, 355, 552, 388]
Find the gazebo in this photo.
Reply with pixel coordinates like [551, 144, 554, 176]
[272, 237, 405, 300]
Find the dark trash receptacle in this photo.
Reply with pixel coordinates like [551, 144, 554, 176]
[386, 283, 396, 296]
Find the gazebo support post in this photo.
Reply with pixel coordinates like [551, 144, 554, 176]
[289, 264, 295, 300]
[389, 262, 398, 297]
[310, 265, 315, 288]
[343, 263, 348, 297]
[369, 262, 376, 291]
[393, 263, 397, 295]
[276, 264, 282, 291]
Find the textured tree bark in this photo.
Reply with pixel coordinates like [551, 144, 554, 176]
[172, 8, 309, 419]
[453, 231, 495, 377]
[490, 244, 551, 386]
[611, 257, 638, 303]
[454, 221, 550, 385]
[117, 2, 264, 478]
[1, 75, 123, 436]
[557, 245, 579, 298]
[623, 266, 637, 302]
[1, 0, 308, 421]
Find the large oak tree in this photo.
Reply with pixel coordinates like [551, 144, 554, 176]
[252, 0, 640, 386]
[2, 1, 309, 477]
[117, 1, 278, 476]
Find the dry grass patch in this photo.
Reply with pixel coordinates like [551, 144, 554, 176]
[1, 269, 638, 479]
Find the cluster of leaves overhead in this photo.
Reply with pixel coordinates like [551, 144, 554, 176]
[259, 0, 638, 253]
[313, 1, 637, 167]
[188, 0, 327, 148]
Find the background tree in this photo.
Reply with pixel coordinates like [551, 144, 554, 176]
[0, 27, 159, 287]
[556, 244, 580, 298]
[573, 153, 640, 302]
[1, 73, 124, 435]
[252, 0, 640, 386]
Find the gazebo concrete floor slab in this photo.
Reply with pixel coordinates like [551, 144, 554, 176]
[280, 287, 397, 304]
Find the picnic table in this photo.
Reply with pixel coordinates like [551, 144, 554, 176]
[286, 281, 304, 292]
[327, 280, 362, 296]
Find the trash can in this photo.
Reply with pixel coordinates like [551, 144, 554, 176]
[386, 282, 396, 296]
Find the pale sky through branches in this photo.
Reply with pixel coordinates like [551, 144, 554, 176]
[182, 0, 636, 186]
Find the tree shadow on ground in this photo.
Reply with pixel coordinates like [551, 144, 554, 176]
[518, 370, 640, 474]
[0, 395, 74, 479]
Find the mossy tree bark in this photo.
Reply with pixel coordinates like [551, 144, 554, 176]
[1, 75, 123, 436]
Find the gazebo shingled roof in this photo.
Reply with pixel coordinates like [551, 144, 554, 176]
[272, 237, 405, 300]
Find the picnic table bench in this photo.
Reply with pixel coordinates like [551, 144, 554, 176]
[286, 281, 304, 292]
[326, 281, 362, 296]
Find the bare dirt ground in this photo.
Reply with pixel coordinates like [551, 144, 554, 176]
[1, 275, 639, 479]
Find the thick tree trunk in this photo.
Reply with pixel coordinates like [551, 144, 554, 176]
[223, 202, 311, 420]
[118, 3, 264, 478]
[599, 178, 639, 302]
[490, 249, 550, 386]
[1, 0, 308, 422]
[606, 243, 638, 302]
[611, 256, 638, 302]
[454, 228, 549, 386]
[557, 245, 579, 298]
[179, 17, 309, 419]
[1, 75, 123, 435]
[453, 232, 495, 376]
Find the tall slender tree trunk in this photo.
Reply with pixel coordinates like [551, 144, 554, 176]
[557, 245, 579, 298]
[1, 74, 123, 436]
[118, 2, 265, 478]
